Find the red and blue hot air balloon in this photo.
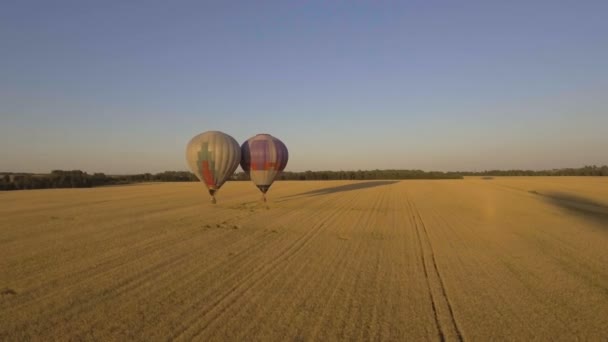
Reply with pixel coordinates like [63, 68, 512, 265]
[240, 134, 289, 201]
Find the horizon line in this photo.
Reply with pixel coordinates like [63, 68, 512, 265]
[2, 164, 607, 176]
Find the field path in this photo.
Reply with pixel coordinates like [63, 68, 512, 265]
[1, 178, 607, 340]
[405, 194, 464, 342]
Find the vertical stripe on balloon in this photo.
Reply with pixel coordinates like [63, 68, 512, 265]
[201, 161, 215, 187]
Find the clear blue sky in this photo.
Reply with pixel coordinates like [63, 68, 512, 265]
[1, 1, 607, 174]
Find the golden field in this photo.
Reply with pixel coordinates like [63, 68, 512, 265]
[1, 178, 607, 341]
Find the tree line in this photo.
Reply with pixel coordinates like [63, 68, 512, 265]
[0, 170, 196, 191]
[458, 165, 608, 177]
[1, 165, 606, 191]
[233, 170, 464, 181]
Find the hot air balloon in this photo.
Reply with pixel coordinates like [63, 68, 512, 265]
[240, 134, 289, 202]
[186, 131, 241, 204]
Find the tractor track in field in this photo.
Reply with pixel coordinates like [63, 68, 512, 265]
[405, 193, 464, 342]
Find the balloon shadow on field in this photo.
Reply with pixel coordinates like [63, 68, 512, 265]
[279, 181, 399, 201]
[530, 190, 608, 229]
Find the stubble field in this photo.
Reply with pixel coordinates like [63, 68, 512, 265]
[1, 178, 607, 341]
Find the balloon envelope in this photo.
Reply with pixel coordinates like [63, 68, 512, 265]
[241, 134, 288, 195]
[186, 131, 241, 203]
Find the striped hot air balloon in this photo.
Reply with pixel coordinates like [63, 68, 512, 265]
[241, 134, 289, 201]
[186, 131, 241, 204]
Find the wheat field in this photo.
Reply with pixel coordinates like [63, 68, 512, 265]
[1, 178, 607, 341]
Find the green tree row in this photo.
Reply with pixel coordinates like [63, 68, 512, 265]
[2, 165, 606, 191]
[458, 165, 608, 177]
[0, 170, 196, 191]
[233, 169, 463, 181]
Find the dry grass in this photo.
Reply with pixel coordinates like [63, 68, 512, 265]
[1, 178, 607, 340]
